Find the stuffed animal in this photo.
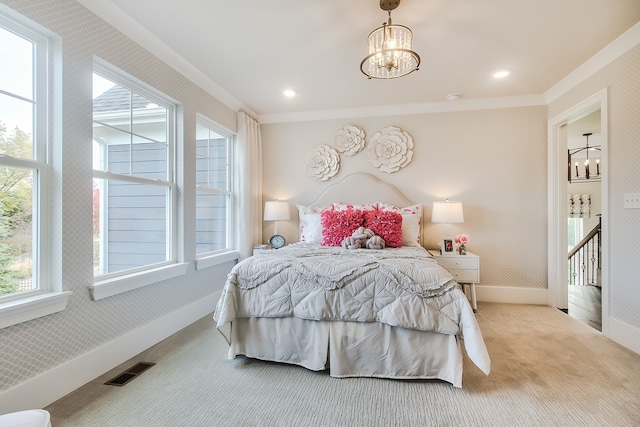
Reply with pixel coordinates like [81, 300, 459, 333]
[342, 227, 386, 250]
[341, 227, 376, 249]
[352, 226, 374, 243]
[341, 235, 362, 249]
[366, 235, 386, 250]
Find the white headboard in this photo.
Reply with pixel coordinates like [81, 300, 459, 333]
[300, 173, 424, 246]
[306, 173, 414, 207]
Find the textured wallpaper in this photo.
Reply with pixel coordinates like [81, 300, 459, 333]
[0, 0, 235, 392]
[550, 45, 640, 329]
[1, 0, 638, 396]
[261, 106, 549, 290]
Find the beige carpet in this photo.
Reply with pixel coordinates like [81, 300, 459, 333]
[46, 303, 640, 426]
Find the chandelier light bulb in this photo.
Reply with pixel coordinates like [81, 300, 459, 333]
[360, 2, 420, 79]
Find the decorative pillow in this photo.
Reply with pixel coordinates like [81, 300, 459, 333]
[297, 204, 329, 244]
[331, 202, 378, 211]
[363, 210, 403, 247]
[377, 203, 422, 247]
[365, 235, 386, 250]
[321, 209, 364, 246]
[300, 213, 322, 244]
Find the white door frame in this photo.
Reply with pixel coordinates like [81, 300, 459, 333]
[547, 88, 609, 335]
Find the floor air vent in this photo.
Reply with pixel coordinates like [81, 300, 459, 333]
[104, 362, 155, 386]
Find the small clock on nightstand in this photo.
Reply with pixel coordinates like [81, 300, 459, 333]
[268, 234, 286, 249]
[264, 200, 290, 250]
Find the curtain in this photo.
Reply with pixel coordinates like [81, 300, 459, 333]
[568, 194, 591, 218]
[236, 112, 263, 259]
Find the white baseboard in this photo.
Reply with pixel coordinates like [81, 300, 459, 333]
[476, 285, 549, 305]
[608, 316, 640, 355]
[0, 291, 221, 414]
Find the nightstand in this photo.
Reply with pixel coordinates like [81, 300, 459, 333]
[428, 250, 479, 311]
[253, 245, 270, 255]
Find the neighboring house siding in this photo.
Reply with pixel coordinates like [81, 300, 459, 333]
[195, 137, 227, 253]
[106, 144, 167, 273]
[0, 0, 236, 402]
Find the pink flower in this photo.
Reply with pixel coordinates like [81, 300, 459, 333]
[455, 234, 469, 245]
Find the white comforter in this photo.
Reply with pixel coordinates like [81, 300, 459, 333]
[214, 244, 490, 375]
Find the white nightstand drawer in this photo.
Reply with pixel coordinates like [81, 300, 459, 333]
[449, 269, 479, 283]
[428, 250, 479, 310]
[436, 256, 478, 271]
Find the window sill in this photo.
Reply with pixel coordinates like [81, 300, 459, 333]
[0, 291, 73, 329]
[90, 262, 189, 301]
[195, 250, 238, 270]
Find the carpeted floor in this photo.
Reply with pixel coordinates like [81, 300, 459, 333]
[46, 303, 640, 426]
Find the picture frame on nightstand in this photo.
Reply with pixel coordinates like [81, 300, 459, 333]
[441, 237, 455, 255]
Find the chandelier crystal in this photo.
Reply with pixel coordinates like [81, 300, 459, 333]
[360, 1, 420, 79]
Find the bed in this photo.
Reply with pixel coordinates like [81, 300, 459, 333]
[214, 173, 490, 388]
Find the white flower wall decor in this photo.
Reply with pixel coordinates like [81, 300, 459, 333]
[335, 125, 365, 156]
[305, 144, 340, 181]
[367, 126, 414, 173]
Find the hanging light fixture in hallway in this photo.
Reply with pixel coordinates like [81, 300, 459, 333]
[568, 132, 601, 183]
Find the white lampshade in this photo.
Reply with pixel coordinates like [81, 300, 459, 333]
[431, 201, 464, 224]
[264, 201, 291, 221]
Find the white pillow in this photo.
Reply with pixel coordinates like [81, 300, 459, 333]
[297, 204, 328, 244]
[377, 203, 422, 247]
[331, 202, 378, 211]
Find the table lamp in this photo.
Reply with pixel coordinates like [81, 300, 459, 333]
[431, 200, 464, 254]
[264, 200, 291, 249]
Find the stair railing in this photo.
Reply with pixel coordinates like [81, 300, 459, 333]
[568, 216, 601, 286]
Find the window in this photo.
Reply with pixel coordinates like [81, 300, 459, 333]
[91, 61, 186, 300]
[567, 217, 584, 250]
[0, 9, 69, 328]
[1, 17, 48, 300]
[195, 115, 234, 260]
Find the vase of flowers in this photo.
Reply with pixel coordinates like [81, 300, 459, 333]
[455, 234, 469, 255]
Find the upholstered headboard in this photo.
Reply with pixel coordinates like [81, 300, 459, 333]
[298, 173, 424, 247]
[306, 173, 414, 208]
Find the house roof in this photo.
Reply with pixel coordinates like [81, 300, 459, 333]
[93, 85, 150, 113]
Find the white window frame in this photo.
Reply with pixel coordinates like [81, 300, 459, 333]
[0, 8, 71, 329]
[194, 114, 238, 270]
[90, 59, 187, 300]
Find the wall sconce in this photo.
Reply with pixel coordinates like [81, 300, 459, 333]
[568, 133, 601, 183]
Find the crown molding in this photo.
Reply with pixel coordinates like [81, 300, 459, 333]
[77, 1, 639, 125]
[545, 21, 640, 103]
[76, 0, 253, 117]
[258, 95, 547, 124]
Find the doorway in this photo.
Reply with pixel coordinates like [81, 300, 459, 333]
[547, 89, 609, 335]
[566, 111, 602, 330]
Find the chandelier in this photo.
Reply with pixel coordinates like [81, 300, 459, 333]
[360, 0, 420, 79]
[568, 132, 601, 183]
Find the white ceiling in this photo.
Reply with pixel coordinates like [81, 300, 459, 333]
[78, 0, 640, 122]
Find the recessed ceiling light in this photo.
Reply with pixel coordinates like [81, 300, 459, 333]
[493, 70, 510, 79]
[283, 89, 296, 98]
[447, 93, 461, 101]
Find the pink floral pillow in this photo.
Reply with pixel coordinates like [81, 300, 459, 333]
[331, 202, 378, 211]
[363, 210, 403, 247]
[321, 209, 364, 246]
[377, 203, 422, 247]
